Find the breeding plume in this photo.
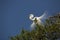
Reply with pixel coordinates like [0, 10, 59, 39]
[29, 11, 47, 28]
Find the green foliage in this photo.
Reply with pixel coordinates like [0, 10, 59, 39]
[10, 13, 60, 40]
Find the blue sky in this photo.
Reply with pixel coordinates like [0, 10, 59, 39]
[1, 0, 60, 40]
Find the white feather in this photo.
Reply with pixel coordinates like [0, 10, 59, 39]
[29, 11, 47, 28]
[39, 11, 47, 19]
[31, 22, 36, 28]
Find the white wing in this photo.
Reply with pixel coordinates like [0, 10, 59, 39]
[31, 22, 36, 29]
[39, 11, 47, 19]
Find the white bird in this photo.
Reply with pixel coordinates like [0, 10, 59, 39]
[29, 11, 47, 28]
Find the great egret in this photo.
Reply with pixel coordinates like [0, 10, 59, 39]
[29, 11, 47, 28]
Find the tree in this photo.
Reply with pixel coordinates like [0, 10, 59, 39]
[10, 13, 60, 40]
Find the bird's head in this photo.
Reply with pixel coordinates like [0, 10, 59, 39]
[29, 14, 34, 20]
